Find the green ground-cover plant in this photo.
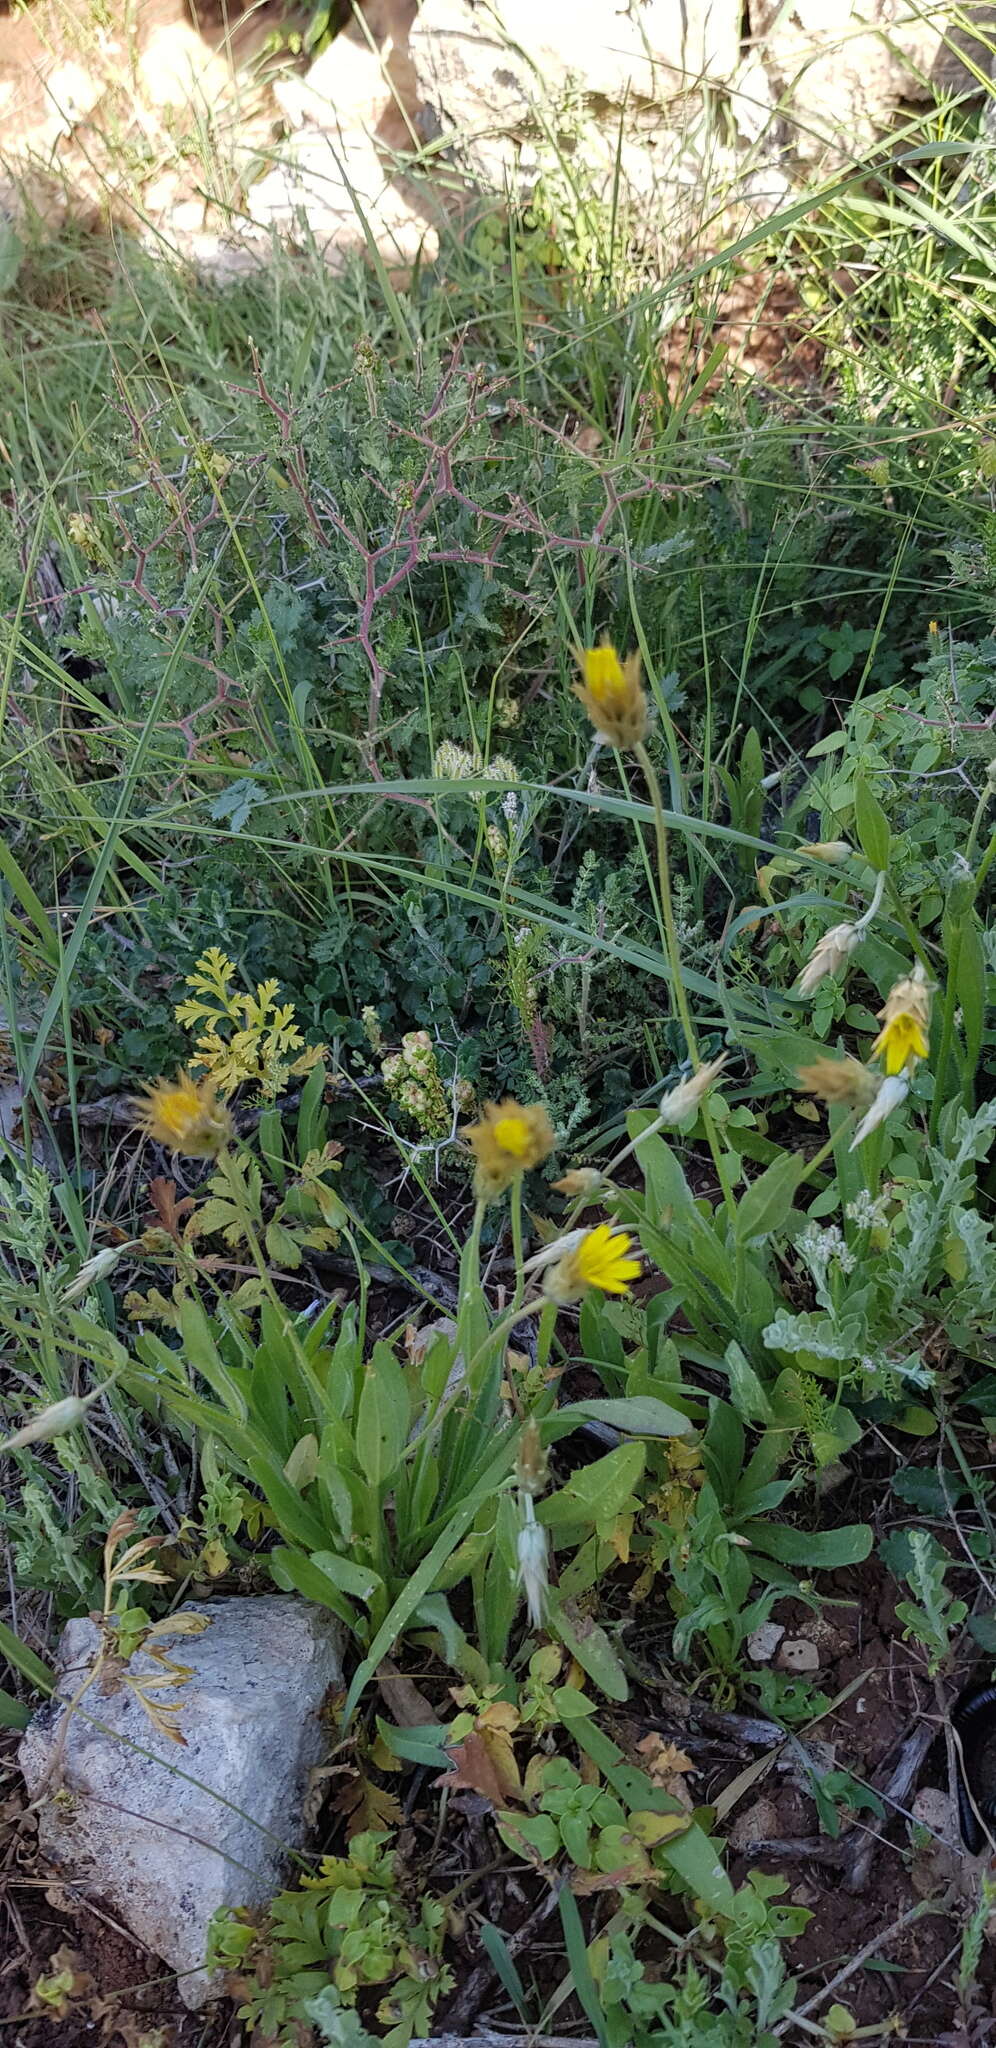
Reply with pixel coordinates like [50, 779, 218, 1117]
[209, 1829, 455, 2048]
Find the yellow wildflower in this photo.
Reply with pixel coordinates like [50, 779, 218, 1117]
[573, 641, 648, 750]
[872, 1010, 929, 1076]
[796, 1056, 877, 1109]
[870, 962, 932, 1077]
[545, 1224, 642, 1303]
[134, 1070, 234, 1158]
[463, 1098, 555, 1201]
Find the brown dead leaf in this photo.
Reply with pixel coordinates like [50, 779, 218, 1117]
[98, 1654, 127, 1696]
[118, 2024, 171, 2048]
[635, 1732, 696, 1807]
[333, 1771, 404, 1839]
[376, 1658, 437, 1728]
[478, 1699, 520, 1736]
[146, 1179, 196, 1242]
[98, 2005, 172, 2048]
[636, 1733, 694, 1777]
[436, 1729, 522, 1808]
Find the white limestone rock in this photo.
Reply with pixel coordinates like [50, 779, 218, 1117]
[19, 1595, 343, 2008]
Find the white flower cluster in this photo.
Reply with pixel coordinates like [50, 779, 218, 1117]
[382, 1030, 451, 1138]
[797, 1221, 856, 1277]
[433, 740, 476, 781]
[432, 743, 519, 786]
[845, 1189, 892, 1230]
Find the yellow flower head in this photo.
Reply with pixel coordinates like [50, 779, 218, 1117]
[871, 1010, 929, 1077]
[134, 1070, 235, 1158]
[462, 1098, 555, 1201]
[545, 1224, 642, 1304]
[573, 641, 648, 750]
[796, 1056, 877, 1109]
[870, 962, 933, 1077]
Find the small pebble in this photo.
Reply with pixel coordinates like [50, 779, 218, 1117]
[746, 1622, 785, 1664]
[776, 1636, 820, 1674]
[911, 1787, 958, 1844]
[729, 1796, 780, 1852]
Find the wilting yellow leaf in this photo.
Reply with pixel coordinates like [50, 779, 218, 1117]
[628, 1808, 692, 1846]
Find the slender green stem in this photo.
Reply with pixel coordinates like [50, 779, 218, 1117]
[964, 784, 992, 867]
[928, 804, 988, 1141]
[340, 1224, 369, 1356]
[454, 1197, 486, 1379]
[536, 1297, 558, 1373]
[462, 1300, 546, 1391]
[884, 874, 933, 974]
[929, 943, 961, 1146]
[634, 742, 699, 1065]
[561, 1103, 682, 1243]
[974, 823, 996, 895]
[634, 742, 736, 1220]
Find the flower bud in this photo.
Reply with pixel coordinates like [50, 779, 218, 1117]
[849, 1074, 909, 1150]
[2, 1397, 88, 1452]
[551, 1168, 605, 1197]
[796, 1056, 877, 1108]
[516, 1419, 548, 1499]
[797, 922, 861, 997]
[516, 1502, 549, 1627]
[802, 840, 852, 864]
[945, 854, 977, 919]
[658, 1054, 727, 1124]
[63, 1246, 126, 1302]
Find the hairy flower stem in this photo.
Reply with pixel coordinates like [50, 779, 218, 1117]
[456, 1198, 486, 1364]
[634, 742, 735, 1220]
[929, 797, 993, 1138]
[464, 1301, 544, 1390]
[635, 745, 699, 1061]
[974, 824, 996, 895]
[509, 1176, 526, 1312]
[798, 1110, 858, 1186]
[930, 942, 962, 1144]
